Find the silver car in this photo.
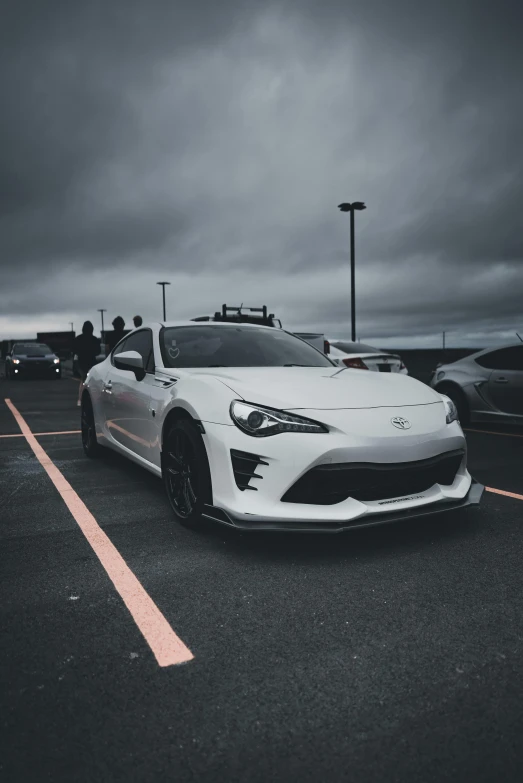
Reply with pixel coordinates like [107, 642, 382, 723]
[430, 343, 523, 425]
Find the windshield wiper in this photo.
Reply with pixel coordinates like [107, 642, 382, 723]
[283, 363, 318, 367]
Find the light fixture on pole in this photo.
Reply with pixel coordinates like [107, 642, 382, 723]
[156, 281, 171, 321]
[98, 309, 106, 344]
[338, 201, 366, 343]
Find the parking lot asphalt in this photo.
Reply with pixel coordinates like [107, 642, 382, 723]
[1, 375, 522, 783]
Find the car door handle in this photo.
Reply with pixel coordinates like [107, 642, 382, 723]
[103, 381, 113, 394]
[494, 377, 509, 384]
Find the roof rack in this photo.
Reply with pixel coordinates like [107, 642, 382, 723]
[191, 305, 281, 328]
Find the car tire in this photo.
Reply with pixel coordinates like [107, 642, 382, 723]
[439, 384, 470, 426]
[162, 418, 212, 529]
[81, 394, 100, 457]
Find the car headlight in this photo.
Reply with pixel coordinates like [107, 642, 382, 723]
[230, 400, 328, 437]
[53, 358, 60, 364]
[441, 394, 458, 424]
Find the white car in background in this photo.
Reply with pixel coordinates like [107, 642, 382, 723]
[81, 321, 482, 533]
[329, 341, 408, 374]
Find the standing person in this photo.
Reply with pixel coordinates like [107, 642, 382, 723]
[74, 321, 101, 407]
[105, 316, 126, 354]
[133, 315, 143, 328]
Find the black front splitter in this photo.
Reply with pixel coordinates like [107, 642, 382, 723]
[201, 481, 484, 533]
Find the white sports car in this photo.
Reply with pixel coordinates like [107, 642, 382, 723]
[81, 321, 483, 532]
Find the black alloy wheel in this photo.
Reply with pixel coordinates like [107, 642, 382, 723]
[163, 419, 212, 528]
[81, 395, 100, 457]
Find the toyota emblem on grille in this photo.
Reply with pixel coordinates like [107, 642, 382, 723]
[391, 416, 411, 430]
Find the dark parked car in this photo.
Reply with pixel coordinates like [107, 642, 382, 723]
[5, 343, 62, 380]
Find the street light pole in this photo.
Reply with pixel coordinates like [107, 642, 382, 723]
[156, 281, 171, 321]
[350, 208, 356, 343]
[98, 309, 106, 344]
[338, 201, 367, 343]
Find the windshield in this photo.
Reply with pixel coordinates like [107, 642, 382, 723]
[333, 341, 380, 354]
[14, 344, 53, 356]
[161, 325, 334, 368]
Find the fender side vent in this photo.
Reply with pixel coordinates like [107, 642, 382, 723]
[230, 450, 268, 491]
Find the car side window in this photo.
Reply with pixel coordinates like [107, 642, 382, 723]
[118, 329, 155, 373]
[475, 346, 523, 371]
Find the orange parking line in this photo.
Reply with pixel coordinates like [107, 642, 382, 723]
[34, 430, 81, 436]
[0, 430, 81, 438]
[4, 397, 193, 668]
[465, 428, 523, 439]
[486, 486, 523, 501]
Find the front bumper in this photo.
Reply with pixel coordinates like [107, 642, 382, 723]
[202, 480, 484, 533]
[201, 408, 480, 532]
[12, 363, 60, 376]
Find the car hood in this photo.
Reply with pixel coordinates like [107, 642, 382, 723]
[183, 366, 442, 410]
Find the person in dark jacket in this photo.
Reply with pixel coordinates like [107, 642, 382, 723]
[105, 316, 126, 354]
[74, 321, 101, 406]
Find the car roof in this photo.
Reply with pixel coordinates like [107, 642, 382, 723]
[159, 320, 275, 330]
[440, 342, 523, 367]
[463, 342, 523, 360]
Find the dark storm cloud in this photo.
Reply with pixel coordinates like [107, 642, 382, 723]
[1, 0, 522, 343]
[0, 0, 258, 265]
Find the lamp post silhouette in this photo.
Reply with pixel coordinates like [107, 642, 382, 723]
[97, 309, 106, 344]
[338, 201, 366, 342]
[157, 281, 171, 321]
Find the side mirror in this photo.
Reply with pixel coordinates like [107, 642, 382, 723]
[114, 350, 145, 381]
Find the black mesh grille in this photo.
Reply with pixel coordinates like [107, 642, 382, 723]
[231, 450, 268, 491]
[281, 450, 464, 505]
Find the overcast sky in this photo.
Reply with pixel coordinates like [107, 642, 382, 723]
[1, 0, 522, 347]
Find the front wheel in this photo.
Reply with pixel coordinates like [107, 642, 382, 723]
[81, 394, 100, 457]
[162, 419, 212, 529]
